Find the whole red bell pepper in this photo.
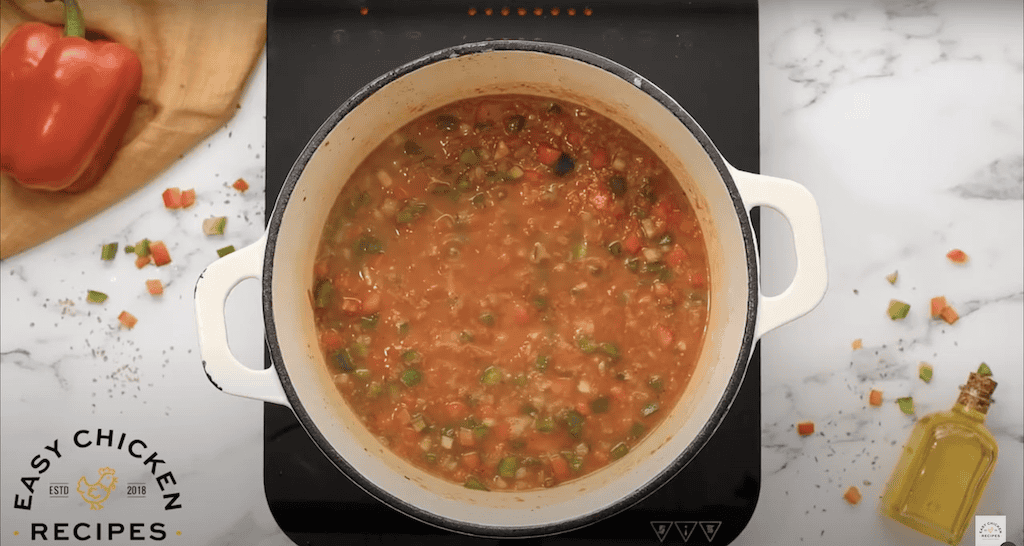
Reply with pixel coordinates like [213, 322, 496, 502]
[0, 0, 142, 192]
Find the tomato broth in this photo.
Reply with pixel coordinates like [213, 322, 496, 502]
[312, 95, 710, 491]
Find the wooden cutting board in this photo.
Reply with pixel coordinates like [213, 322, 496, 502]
[0, 0, 265, 259]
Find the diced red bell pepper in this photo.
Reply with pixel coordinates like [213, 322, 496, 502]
[461, 451, 481, 470]
[590, 147, 608, 169]
[512, 304, 530, 325]
[118, 311, 138, 329]
[930, 296, 947, 318]
[162, 187, 182, 209]
[946, 249, 968, 263]
[135, 255, 151, 269]
[623, 233, 642, 254]
[537, 145, 561, 165]
[869, 389, 883, 406]
[145, 279, 163, 295]
[232, 178, 249, 192]
[797, 421, 815, 436]
[844, 486, 862, 505]
[566, 130, 583, 148]
[362, 292, 381, 314]
[149, 241, 171, 266]
[689, 271, 706, 288]
[180, 188, 196, 208]
[665, 246, 688, 266]
[458, 427, 475, 447]
[939, 305, 959, 324]
[550, 455, 571, 481]
[522, 169, 542, 184]
[320, 330, 344, 351]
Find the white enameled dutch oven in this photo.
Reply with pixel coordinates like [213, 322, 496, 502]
[194, 41, 827, 537]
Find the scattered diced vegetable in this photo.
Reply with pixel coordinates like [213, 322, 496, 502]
[331, 349, 355, 373]
[396, 200, 428, 224]
[150, 241, 172, 266]
[576, 334, 597, 353]
[162, 187, 182, 209]
[607, 241, 622, 256]
[436, 114, 459, 132]
[939, 305, 959, 325]
[570, 241, 587, 260]
[118, 311, 137, 329]
[146, 279, 163, 296]
[897, 397, 914, 415]
[314, 280, 333, 308]
[86, 290, 108, 304]
[498, 456, 519, 478]
[203, 216, 227, 236]
[536, 416, 555, 433]
[180, 188, 196, 208]
[216, 245, 235, 258]
[918, 363, 933, 383]
[400, 368, 422, 387]
[844, 486, 862, 505]
[354, 234, 383, 255]
[463, 475, 488, 491]
[233, 178, 249, 192]
[869, 390, 883, 407]
[640, 401, 659, 417]
[537, 145, 561, 165]
[887, 299, 910, 320]
[564, 410, 584, 439]
[134, 239, 151, 258]
[505, 114, 525, 134]
[100, 242, 118, 261]
[535, 355, 549, 372]
[885, 271, 898, 285]
[402, 350, 421, 363]
[930, 296, 947, 318]
[458, 148, 479, 165]
[480, 366, 502, 386]
[946, 249, 968, 263]
[851, 338, 863, 350]
[600, 342, 620, 361]
[135, 255, 151, 269]
[354, 369, 371, 380]
[552, 153, 575, 177]
[629, 422, 645, 439]
[479, 312, 495, 327]
[608, 176, 627, 197]
[977, 363, 992, 376]
[361, 313, 379, 330]
[124, 245, 135, 254]
[610, 442, 629, 460]
[797, 421, 815, 436]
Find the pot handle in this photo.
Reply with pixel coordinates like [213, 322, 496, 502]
[194, 235, 290, 407]
[728, 166, 828, 338]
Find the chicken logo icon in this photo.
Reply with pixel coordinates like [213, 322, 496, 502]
[77, 467, 118, 510]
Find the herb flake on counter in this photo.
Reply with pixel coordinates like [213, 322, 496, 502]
[918, 363, 933, 383]
[216, 245, 235, 258]
[887, 299, 910, 320]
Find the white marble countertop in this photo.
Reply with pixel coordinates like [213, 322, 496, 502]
[2, 1, 1021, 545]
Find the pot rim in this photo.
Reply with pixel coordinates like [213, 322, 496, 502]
[262, 39, 759, 538]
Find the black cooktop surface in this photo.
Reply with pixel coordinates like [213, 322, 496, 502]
[265, 2, 760, 544]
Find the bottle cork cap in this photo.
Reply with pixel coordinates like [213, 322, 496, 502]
[958, 371, 997, 414]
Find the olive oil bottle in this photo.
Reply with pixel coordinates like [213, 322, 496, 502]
[880, 370, 998, 545]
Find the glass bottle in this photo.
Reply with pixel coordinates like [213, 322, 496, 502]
[880, 371, 998, 545]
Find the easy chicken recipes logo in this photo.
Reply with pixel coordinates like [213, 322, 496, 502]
[10, 429, 184, 541]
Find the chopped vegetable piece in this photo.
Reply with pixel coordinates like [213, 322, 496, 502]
[946, 249, 968, 263]
[535, 355, 549, 372]
[977, 363, 992, 376]
[135, 255, 151, 269]
[918, 363, 933, 383]
[570, 241, 587, 260]
[887, 299, 910, 320]
[396, 200, 428, 223]
[629, 422, 645, 439]
[797, 421, 815, 436]
[400, 368, 422, 387]
[869, 389, 883, 407]
[930, 296, 947, 318]
[505, 114, 526, 134]
[844, 486, 862, 505]
[463, 475, 488, 491]
[939, 305, 959, 325]
[610, 442, 629, 460]
[124, 245, 134, 254]
[897, 397, 914, 415]
[480, 366, 502, 386]
[552, 153, 575, 177]
[203, 216, 228, 236]
[331, 349, 356, 373]
[625, 257, 640, 273]
[886, 271, 898, 285]
[354, 234, 383, 255]
[150, 241, 172, 266]
[589, 397, 610, 414]
[498, 456, 519, 478]
[354, 369, 371, 380]
[180, 188, 196, 208]
[216, 245, 235, 258]
[314, 280, 333, 308]
[436, 114, 459, 132]
[564, 410, 584, 438]
[648, 376, 664, 391]
[608, 176, 627, 196]
[402, 350, 421, 363]
[410, 414, 427, 432]
[233, 178, 249, 192]
[145, 279, 163, 296]
[576, 334, 597, 353]
[118, 311, 137, 329]
[851, 338, 863, 350]
[536, 416, 555, 433]
[100, 242, 118, 261]
[86, 290, 108, 304]
[479, 312, 495, 327]
[162, 187, 182, 209]
[361, 313, 379, 330]
[403, 140, 423, 155]
[607, 241, 622, 256]
[640, 402, 659, 417]
[134, 239, 151, 258]
[458, 148, 479, 165]
[600, 342, 620, 360]
[350, 342, 370, 358]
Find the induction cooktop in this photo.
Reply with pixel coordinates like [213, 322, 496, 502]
[264, 2, 761, 544]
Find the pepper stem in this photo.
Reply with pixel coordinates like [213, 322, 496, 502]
[58, 0, 86, 38]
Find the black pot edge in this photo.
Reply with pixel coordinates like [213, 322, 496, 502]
[261, 39, 759, 539]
